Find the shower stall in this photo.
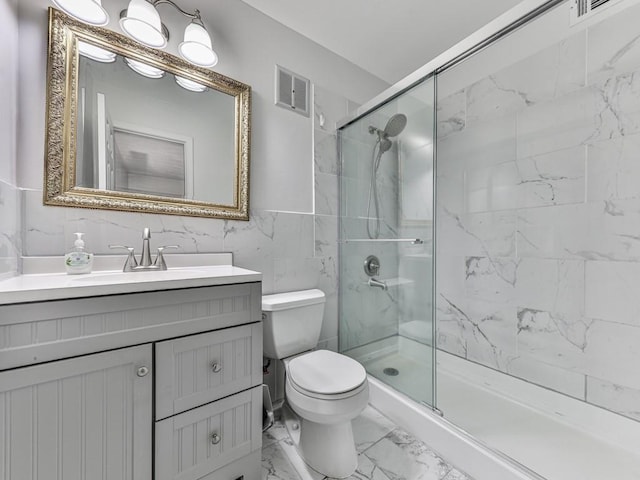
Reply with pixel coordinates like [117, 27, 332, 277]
[338, 1, 640, 479]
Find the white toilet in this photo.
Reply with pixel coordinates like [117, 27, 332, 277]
[262, 289, 369, 479]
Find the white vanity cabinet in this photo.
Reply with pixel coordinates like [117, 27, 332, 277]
[0, 280, 263, 480]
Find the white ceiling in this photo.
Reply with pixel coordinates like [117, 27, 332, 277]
[238, 0, 522, 84]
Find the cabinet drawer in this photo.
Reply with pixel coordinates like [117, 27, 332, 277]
[155, 386, 262, 480]
[155, 323, 262, 419]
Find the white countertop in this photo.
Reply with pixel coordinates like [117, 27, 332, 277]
[0, 256, 261, 305]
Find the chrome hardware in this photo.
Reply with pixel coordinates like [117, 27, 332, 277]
[109, 228, 180, 272]
[211, 362, 222, 373]
[140, 227, 153, 268]
[109, 245, 138, 271]
[210, 433, 221, 444]
[136, 366, 149, 377]
[368, 277, 388, 291]
[154, 245, 179, 270]
[364, 255, 380, 277]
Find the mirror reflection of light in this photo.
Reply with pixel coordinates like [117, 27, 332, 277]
[78, 41, 116, 63]
[124, 57, 165, 79]
[175, 75, 208, 92]
[52, 0, 109, 26]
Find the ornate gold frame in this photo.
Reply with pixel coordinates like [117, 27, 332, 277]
[44, 8, 251, 220]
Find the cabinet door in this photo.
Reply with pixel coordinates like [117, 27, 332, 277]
[0, 345, 152, 480]
[155, 323, 262, 419]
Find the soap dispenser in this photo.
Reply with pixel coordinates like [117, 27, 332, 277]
[65, 232, 94, 274]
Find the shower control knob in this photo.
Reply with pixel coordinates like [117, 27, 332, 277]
[364, 255, 381, 277]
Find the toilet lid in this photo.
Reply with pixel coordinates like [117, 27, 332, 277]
[287, 350, 367, 395]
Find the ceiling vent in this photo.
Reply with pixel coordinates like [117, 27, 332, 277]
[570, 0, 619, 25]
[275, 65, 310, 117]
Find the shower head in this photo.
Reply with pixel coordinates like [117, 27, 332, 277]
[368, 113, 408, 141]
[383, 113, 407, 137]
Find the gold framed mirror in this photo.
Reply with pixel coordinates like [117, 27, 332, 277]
[44, 8, 251, 220]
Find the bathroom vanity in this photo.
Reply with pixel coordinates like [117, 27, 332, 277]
[0, 256, 262, 480]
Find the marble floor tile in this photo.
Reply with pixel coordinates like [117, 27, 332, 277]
[262, 441, 302, 480]
[352, 406, 398, 452]
[262, 405, 473, 480]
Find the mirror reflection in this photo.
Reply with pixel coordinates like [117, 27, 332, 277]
[76, 47, 236, 205]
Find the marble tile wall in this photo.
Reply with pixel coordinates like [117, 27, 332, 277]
[435, 3, 640, 422]
[0, 181, 19, 279]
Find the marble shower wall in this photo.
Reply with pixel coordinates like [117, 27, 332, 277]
[435, 2, 640, 422]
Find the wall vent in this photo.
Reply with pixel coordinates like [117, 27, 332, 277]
[570, 0, 619, 24]
[275, 65, 310, 117]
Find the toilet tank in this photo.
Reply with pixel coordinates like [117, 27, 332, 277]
[262, 289, 325, 359]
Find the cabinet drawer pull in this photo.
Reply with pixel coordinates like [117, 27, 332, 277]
[136, 366, 150, 377]
[211, 362, 222, 373]
[210, 433, 221, 444]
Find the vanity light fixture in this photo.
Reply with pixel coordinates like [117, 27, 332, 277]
[78, 41, 117, 63]
[175, 75, 207, 92]
[120, 0, 218, 67]
[51, 0, 219, 68]
[124, 57, 165, 78]
[51, 0, 109, 26]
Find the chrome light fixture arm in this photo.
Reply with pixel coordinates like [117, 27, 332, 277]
[151, 0, 202, 23]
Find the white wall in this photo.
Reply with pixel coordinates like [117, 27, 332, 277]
[0, 0, 19, 278]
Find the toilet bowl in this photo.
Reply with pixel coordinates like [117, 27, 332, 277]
[262, 290, 369, 478]
[285, 350, 368, 478]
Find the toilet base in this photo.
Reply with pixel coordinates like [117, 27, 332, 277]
[298, 417, 358, 478]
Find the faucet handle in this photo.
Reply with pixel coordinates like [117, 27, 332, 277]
[142, 227, 151, 239]
[109, 245, 138, 271]
[154, 245, 179, 270]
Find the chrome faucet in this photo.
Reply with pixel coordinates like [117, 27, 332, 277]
[109, 228, 179, 272]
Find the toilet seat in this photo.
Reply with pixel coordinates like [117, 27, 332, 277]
[286, 350, 367, 399]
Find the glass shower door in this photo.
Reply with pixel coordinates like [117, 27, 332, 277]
[338, 77, 436, 407]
